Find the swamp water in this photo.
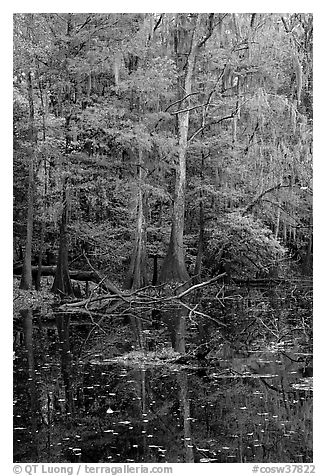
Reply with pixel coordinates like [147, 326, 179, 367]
[13, 287, 313, 463]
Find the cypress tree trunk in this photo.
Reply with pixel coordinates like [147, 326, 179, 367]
[194, 199, 204, 283]
[194, 149, 206, 283]
[20, 71, 35, 290]
[159, 14, 201, 284]
[127, 151, 148, 290]
[174, 307, 187, 353]
[35, 222, 44, 291]
[51, 17, 75, 298]
[52, 182, 74, 297]
[275, 201, 281, 239]
[35, 67, 48, 291]
[159, 112, 190, 282]
[152, 255, 158, 285]
[159, 14, 215, 355]
[126, 150, 147, 349]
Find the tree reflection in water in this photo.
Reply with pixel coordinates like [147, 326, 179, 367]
[13, 302, 312, 463]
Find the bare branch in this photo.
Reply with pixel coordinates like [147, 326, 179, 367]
[179, 300, 227, 326]
[197, 13, 228, 48]
[164, 92, 201, 113]
[83, 252, 122, 296]
[197, 13, 215, 48]
[175, 273, 226, 299]
[244, 183, 290, 214]
[281, 16, 290, 33]
[188, 113, 234, 143]
[153, 14, 163, 32]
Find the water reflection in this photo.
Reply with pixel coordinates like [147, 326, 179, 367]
[19, 309, 39, 460]
[177, 373, 194, 462]
[56, 314, 74, 415]
[13, 309, 312, 463]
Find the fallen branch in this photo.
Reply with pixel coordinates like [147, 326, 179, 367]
[175, 273, 226, 299]
[57, 273, 228, 332]
[179, 300, 227, 327]
[83, 252, 122, 296]
[85, 308, 108, 335]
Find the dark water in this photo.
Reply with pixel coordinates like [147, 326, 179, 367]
[13, 290, 313, 463]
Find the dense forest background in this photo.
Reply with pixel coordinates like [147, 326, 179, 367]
[13, 13, 312, 349]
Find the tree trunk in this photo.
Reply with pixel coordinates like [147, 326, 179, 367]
[159, 14, 201, 284]
[174, 306, 187, 354]
[194, 149, 206, 283]
[52, 182, 74, 297]
[193, 200, 204, 283]
[163, 306, 187, 354]
[275, 200, 281, 239]
[126, 150, 147, 349]
[127, 151, 148, 290]
[20, 71, 35, 290]
[159, 15, 212, 355]
[152, 254, 158, 285]
[159, 112, 190, 282]
[35, 65, 48, 291]
[35, 222, 44, 291]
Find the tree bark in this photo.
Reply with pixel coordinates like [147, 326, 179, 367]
[159, 14, 216, 354]
[193, 200, 204, 283]
[193, 149, 206, 283]
[274, 198, 281, 239]
[35, 223, 44, 291]
[126, 150, 147, 349]
[127, 150, 148, 290]
[51, 182, 74, 297]
[35, 65, 48, 290]
[152, 254, 158, 285]
[159, 14, 202, 284]
[20, 71, 35, 290]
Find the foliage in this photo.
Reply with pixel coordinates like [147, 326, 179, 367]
[206, 213, 286, 278]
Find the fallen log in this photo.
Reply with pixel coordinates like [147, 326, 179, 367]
[13, 264, 103, 284]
